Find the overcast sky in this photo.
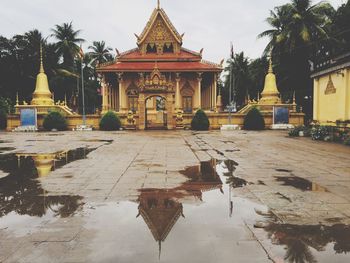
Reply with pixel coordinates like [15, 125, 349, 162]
[0, 0, 346, 63]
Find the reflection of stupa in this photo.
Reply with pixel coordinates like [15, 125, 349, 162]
[137, 159, 223, 257]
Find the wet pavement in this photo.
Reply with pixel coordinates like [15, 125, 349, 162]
[0, 130, 349, 262]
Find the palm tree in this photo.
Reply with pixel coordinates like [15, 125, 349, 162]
[51, 22, 84, 68]
[259, 0, 334, 54]
[224, 52, 250, 108]
[88, 41, 113, 66]
[258, 0, 335, 119]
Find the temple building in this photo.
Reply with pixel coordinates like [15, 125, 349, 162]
[311, 52, 350, 125]
[97, 2, 222, 130]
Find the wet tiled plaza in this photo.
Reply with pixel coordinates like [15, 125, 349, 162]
[0, 130, 350, 263]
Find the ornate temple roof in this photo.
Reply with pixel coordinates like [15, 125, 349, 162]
[97, 3, 222, 73]
[137, 7, 183, 46]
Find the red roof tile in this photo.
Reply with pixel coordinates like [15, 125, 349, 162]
[97, 61, 222, 72]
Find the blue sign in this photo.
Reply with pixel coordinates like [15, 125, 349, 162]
[20, 108, 37, 126]
[273, 107, 289, 124]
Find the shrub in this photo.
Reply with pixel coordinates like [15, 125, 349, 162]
[191, 109, 210, 131]
[43, 111, 67, 131]
[0, 110, 6, 130]
[0, 97, 12, 130]
[243, 107, 265, 130]
[288, 126, 303, 137]
[99, 111, 121, 131]
[311, 126, 329, 141]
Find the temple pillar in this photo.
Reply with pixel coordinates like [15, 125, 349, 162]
[166, 93, 175, 129]
[175, 73, 181, 110]
[138, 93, 146, 130]
[214, 73, 218, 111]
[107, 85, 110, 111]
[101, 76, 108, 112]
[118, 73, 123, 112]
[196, 73, 202, 110]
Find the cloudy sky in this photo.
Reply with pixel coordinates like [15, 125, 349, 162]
[0, 0, 345, 62]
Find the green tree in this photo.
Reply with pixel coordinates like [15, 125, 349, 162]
[259, 0, 335, 119]
[51, 22, 84, 68]
[88, 41, 113, 66]
[223, 52, 250, 109]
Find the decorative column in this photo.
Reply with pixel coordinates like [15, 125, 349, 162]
[101, 75, 108, 112]
[214, 73, 218, 111]
[117, 73, 123, 112]
[175, 73, 181, 110]
[197, 73, 202, 110]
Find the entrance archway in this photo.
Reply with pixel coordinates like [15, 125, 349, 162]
[145, 95, 167, 130]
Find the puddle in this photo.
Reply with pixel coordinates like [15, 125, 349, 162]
[0, 147, 15, 153]
[258, 180, 266, 185]
[276, 192, 292, 202]
[275, 176, 328, 192]
[0, 147, 97, 219]
[81, 139, 113, 144]
[0, 146, 349, 262]
[225, 149, 240, 153]
[276, 168, 293, 173]
[261, 222, 350, 262]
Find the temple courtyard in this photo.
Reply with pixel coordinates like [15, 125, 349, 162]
[0, 130, 350, 263]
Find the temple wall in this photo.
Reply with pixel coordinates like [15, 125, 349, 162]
[313, 67, 350, 124]
[6, 111, 304, 131]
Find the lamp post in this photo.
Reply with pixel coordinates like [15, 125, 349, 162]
[81, 60, 86, 126]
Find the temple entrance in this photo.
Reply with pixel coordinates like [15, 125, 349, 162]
[145, 95, 167, 130]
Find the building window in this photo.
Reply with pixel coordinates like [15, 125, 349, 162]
[183, 96, 192, 113]
[146, 43, 157, 53]
[163, 43, 174, 53]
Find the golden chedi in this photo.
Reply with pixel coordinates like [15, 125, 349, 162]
[259, 56, 281, 105]
[32, 154, 55, 177]
[31, 45, 54, 106]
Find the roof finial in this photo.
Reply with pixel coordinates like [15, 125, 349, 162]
[39, 43, 44, 73]
[157, 0, 160, 9]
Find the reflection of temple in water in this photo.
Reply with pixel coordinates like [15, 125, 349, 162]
[137, 159, 223, 256]
[0, 149, 91, 218]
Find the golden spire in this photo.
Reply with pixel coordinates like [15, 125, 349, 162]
[16, 92, 19, 106]
[31, 44, 54, 106]
[157, 0, 160, 9]
[268, 54, 273, 74]
[39, 43, 44, 73]
[258, 51, 281, 105]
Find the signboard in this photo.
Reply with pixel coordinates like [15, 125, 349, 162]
[273, 107, 289, 125]
[20, 108, 37, 127]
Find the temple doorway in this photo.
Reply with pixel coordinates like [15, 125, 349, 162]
[145, 95, 167, 130]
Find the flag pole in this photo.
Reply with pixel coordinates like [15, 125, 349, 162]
[80, 46, 86, 126]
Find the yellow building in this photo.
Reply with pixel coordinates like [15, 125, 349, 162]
[312, 52, 350, 124]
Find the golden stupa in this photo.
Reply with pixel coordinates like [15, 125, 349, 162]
[31, 45, 54, 106]
[258, 55, 281, 105]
